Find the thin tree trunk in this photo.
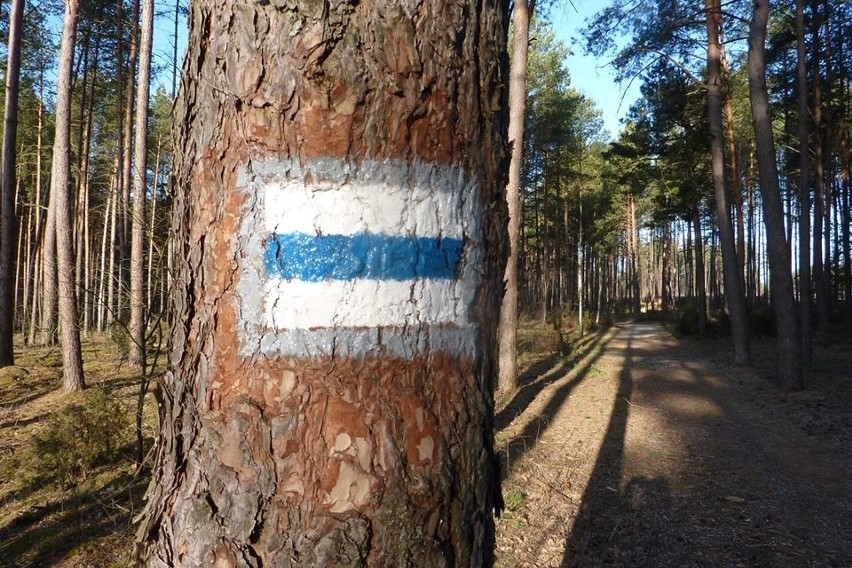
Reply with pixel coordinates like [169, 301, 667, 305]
[692, 209, 708, 335]
[27, 74, 46, 346]
[52, 0, 86, 392]
[747, 0, 803, 391]
[821, 7, 833, 323]
[136, 2, 508, 565]
[129, 0, 154, 369]
[498, 0, 532, 393]
[721, 39, 746, 292]
[578, 203, 584, 336]
[795, 0, 812, 367]
[97, 187, 112, 331]
[147, 136, 162, 312]
[118, 0, 141, 325]
[0, 0, 25, 366]
[20, 206, 31, 339]
[628, 194, 641, 314]
[106, 161, 119, 328]
[811, 3, 830, 329]
[39, 170, 57, 346]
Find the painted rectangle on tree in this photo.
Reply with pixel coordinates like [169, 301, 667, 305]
[237, 159, 483, 359]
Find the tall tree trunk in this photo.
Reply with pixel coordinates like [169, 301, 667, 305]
[692, 209, 708, 335]
[706, 0, 751, 364]
[129, 0, 154, 369]
[628, 194, 641, 314]
[28, 72, 46, 346]
[821, 8, 833, 325]
[795, 0, 812, 367]
[97, 187, 113, 331]
[52, 0, 86, 392]
[147, 135, 163, 312]
[811, 3, 830, 329]
[498, 0, 532, 393]
[578, 203, 584, 335]
[747, 0, 803, 391]
[135, 1, 509, 565]
[0, 0, 25, 366]
[39, 172, 57, 346]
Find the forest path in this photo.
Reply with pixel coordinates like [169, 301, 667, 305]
[494, 320, 852, 567]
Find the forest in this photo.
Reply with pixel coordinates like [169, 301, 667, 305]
[0, 0, 851, 566]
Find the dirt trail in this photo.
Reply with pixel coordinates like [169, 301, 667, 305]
[495, 321, 852, 568]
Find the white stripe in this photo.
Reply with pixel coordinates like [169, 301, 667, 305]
[237, 159, 484, 359]
[264, 180, 471, 239]
[263, 278, 472, 329]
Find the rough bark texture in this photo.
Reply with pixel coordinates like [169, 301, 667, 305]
[0, 0, 24, 366]
[747, 0, 803, 391]
[706, 0, 751, 365]
[136, 1, 509, 566]
[498, 0, 530, 393]
[52, 0, 85, 392]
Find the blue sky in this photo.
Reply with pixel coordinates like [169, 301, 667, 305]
[549, 0, 641, 139]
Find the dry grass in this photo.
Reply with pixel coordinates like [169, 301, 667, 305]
[0, 335, 159, 568]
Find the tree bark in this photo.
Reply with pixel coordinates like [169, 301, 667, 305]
[747, 0, 803, 391]
[810, 1, 830, 329]
[129, 0, 154, 369]
[498, 0, 532, 393]
[795, 0, 812, 367]
[52, 0, 86, 392]
[706, 0, 751, 364]
[691, 209, 708, 335]
[135, 1, 509, 566]
[0, 0, 25, 366]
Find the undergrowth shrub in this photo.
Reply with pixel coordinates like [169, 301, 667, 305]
[109, 321, 131, 360]
[31, 388, 128, 487]
[674, 304, 700, 336]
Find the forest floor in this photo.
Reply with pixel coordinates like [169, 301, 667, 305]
[495, 318, 852, 568]
[0, 336, 157, 568]
[1, 320, 851, 567]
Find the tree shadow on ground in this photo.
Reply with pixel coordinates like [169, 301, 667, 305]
[497, 327, 618, 475]
[496, 328, 615, 434]
[0, 470, 149, 567]
[560, 332, 642, 566]
[558, 324, 852, 567]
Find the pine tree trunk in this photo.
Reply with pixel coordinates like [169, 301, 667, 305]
[27, 76, 46, 346]
[52, 0, 85, 392]
[97, 187, 112, 331]
[129, 0, 153, 369]
[706, 0, 750, 364]
[497, 0, 531, 394]
[147, 136, 162, 312]
[795, 0, 812, 367]
[747, 0, 803, 391]
[692, 210, 708, 335]
[810, 4, 830, 329]
[135, 2, 509, 565]
[39, 170, 57, 346]
[0, 0, 25, 366]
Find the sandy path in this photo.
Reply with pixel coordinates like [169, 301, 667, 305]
[495, 321, 852, 567]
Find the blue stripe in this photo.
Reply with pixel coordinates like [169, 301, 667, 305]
[264, 233, 463, 282]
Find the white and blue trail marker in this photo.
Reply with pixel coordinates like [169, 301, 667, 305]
[237, 160, 483, 359]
